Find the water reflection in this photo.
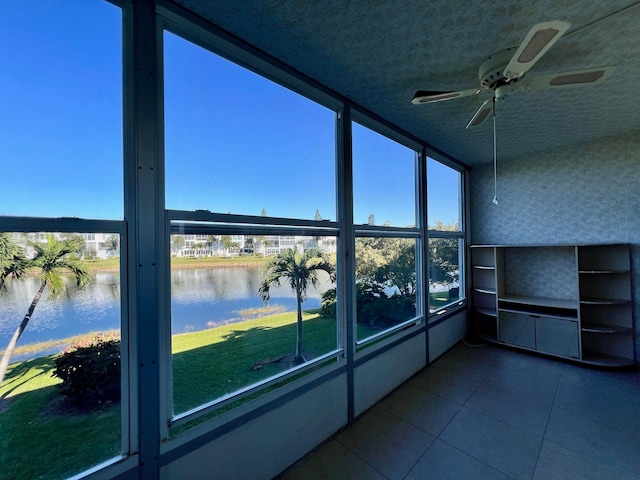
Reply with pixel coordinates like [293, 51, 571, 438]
[0, 272, 121, 348]
[170, 267, 330, 333]
[0, 267, 332, 356]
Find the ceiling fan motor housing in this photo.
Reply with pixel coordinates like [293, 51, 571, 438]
[479, 48, 518, 89]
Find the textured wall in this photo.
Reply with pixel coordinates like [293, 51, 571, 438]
[470, 129, 640, 361]
[503, 247, 578, 299]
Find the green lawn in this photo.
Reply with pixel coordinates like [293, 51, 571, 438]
[172, 310, 340, 413]
[0, 356, 120, 480]
[0, 310, 353, 480]
[429, 290, 459, 310]
[84, 254, 270, 271]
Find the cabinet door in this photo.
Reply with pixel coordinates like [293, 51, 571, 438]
[499, 311, 535, 349]
[535, 316, 579, 358]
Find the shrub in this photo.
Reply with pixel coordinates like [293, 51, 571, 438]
[320, 288, 337, 318]
[321, 283, 416, 330]
[53, 334, 121, 407]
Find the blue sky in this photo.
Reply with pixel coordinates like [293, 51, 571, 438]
[1, 1, 460, 228]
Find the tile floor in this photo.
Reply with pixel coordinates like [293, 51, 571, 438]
[277, 342, 640, 480]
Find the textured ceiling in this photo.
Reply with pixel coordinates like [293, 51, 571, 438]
[172, 0, 640, 166]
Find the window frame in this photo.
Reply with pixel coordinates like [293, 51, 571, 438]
[0, 215, 133, 463]
[350, 113, 426, 349]
[426, 156, 467, 320]
[157, 10, 350, 431]
[165, 211, 344, 429]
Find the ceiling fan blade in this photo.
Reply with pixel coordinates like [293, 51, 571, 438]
[503, 20, 571, 80]
[412, 88, 481, 105]
[519, 66, 615, 91]
[465, 98, 493, 129]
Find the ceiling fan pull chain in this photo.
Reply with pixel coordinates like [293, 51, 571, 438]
[492, 96, 499, 205]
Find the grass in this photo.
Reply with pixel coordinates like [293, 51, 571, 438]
[0, 356, 120, 480]
[0, 329, 120, 359]
[83, 254, 269, 272]
[429, 290, 460, 311]
[0, 309, 351, 480]
[0, 298, 413, 479]
[173, 309, 342, 413]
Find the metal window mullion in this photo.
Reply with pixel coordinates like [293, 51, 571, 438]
[0, 216, 125, 234]
[167, 209, 338, 227]
[127, 2, 164, 478]
[427, 230, 464, 239]
[169, 348, 343, 428]
[354, 227, 421, 238]
[156, 2, 342, 115]
[418, 148, 428, 357]
[463, 168, 471, 305]
[169, 222, 339, 238]
[355, 315, 425, 347]
[350, 108, 422, 153]
[337, 104, 356, 422]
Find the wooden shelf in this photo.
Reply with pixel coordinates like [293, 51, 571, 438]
[498, 307, 577, 321]
[475, 332, 497, 343]
[580, 297, 631, 305]
[581, 352, 635, 367]
[581, 323, 632, 334]
[474, 287, 496, 295]
[499, 295, 577, 310]
[471, 244, 633, 368]
[579, 270, 629, 274]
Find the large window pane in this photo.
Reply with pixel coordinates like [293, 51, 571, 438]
[170, 231, 337, 417]
[427, 158, 461, 230]
[428, 237, 461, 312]
[355, 237, 417, 341]
[164, 32, 336, 220]
[0, 231, 123, 479]
[353, 123, 416, 227]
[0, 1, 123, 220]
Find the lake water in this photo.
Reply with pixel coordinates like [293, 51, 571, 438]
[0, 266, 331, 360]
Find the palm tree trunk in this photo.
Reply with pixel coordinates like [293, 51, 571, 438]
[295, 289, 304, 364]
[0, 282, 46, 386]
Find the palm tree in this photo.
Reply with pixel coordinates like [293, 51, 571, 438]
[259, 248, 334, 364]
[105, 234, 119, 256]
[0, 234, 92, 385]
[0, 233, 27, 290]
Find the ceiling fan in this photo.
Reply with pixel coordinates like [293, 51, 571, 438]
[412, 20, 615, 204]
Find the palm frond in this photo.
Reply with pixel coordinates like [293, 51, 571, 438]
[27, 234, 92, 298]
[0, 233, 28, 290]
[259, 247, 335, 302]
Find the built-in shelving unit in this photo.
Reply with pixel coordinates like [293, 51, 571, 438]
[577, 244, 633, 367]
[471, 247, 499, 342]
[470, 244, 634, 367]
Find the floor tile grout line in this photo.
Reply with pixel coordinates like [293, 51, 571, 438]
[423, 345, 509, 474]
[529, 361, 564, 480]
[435, 437, 520, 480]
[333, 436, 392, 480]
[375, 401, 461, 438]
[398, 435, 438, 480]
[379, 345, 490, 479]
[444, 347, 547, 480]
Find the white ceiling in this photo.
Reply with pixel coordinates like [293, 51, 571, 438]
[173, 0, 640, 167]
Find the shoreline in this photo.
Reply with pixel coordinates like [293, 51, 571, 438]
[47, 258, 269, 274]
[87, 262, 266, 272]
